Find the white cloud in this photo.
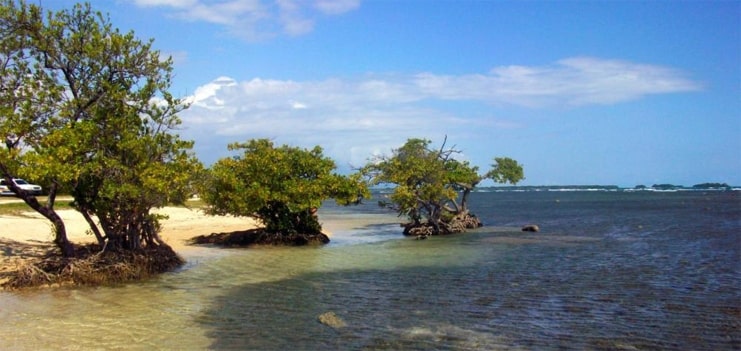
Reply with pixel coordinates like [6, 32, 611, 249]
[160, 50, 188, 66]
[133, 0, 197, 7]
[184, 76, 237, 109]
[131, 0, 360, 40]
[177, 57, 701, 166]
[277, 0, 315, 35]
[290, 101, 308, 109]
[314, 0, 360, 14]
[414, 57, 701, 107]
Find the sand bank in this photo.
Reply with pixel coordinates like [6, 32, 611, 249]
[0, 207, 259, 284]
[0, 207, 258, 251]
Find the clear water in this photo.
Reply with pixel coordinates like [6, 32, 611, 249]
[0, 191, 739, 350]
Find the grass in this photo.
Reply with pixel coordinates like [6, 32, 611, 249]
[173, 197, 206, 209]
[0, 195, 204, 216]
[0, 197, 74, 216]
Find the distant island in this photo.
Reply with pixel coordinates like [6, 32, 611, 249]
[478, 183, 738, 192]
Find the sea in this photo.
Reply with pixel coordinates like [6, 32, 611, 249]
[0, 189, 739, 350]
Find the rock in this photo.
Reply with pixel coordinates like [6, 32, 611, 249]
[318, 311, 346, 329]
[521, 224, 540, 232]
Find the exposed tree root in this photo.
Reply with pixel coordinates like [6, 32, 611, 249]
[2, 243, 184, 290]
[403, 212, 483, 237]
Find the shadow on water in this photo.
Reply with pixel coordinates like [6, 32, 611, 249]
[327, 222, 402, 247]
[196, 264, 516, 351]
[195, 228, 740, 351]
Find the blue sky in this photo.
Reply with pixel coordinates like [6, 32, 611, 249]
[47, 0, 740, 186]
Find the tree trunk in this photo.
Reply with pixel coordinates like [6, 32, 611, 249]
[48, 210, 74, 257]
[80, 209, 105, 246]
[0, 162, 75, 257]
[460, 187, 471, 214]
[2, 175, 74, 256]
[427, 203, 444, 235]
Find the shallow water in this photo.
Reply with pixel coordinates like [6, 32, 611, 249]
[0, 191, 739, 350]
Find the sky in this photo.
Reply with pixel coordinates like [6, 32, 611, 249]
[44, 0, 740, 187]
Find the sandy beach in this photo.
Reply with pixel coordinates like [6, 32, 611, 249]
[0, 205, 260, 285]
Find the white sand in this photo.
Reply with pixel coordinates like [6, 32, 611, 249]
[0, 206, 258, 252]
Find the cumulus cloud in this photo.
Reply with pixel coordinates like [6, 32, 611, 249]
[177, 57, 701, 166]
[131, 0, 360, 40]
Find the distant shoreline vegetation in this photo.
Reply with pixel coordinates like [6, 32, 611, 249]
[472, 183, 739, 192]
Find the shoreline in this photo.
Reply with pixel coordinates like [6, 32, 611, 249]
[0, 207, 261, 288]
[0, 207, 261, 252]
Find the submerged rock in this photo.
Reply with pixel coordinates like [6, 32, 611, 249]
[318, 311, 346, 329]
[521, 224, 540, 232]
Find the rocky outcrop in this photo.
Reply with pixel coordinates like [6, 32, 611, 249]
[190, 229, 330, 247]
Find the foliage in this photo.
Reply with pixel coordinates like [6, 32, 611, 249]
[692, 183, 730, 189]
[362, 137, 524, 235]
[200, 139, 369, 235]
[651, 184, 681, 190]
[487, 157, 525, 185]
[0, 1, 200, 255]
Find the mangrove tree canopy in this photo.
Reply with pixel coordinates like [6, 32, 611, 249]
[199, 139, 369, 240]
[0, 1, 200, 257]
[361, 137, 524, 236]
